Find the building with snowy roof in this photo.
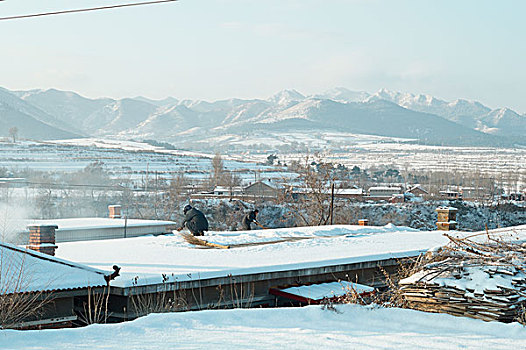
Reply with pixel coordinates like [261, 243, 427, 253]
[287, 187, 364, 200]
[368, 186, 402, 198]
[243, 180, 279, 198]
[52, 223, 475, 321]
[335, 188, 364, 199]
[24, 217, 177, 243]
[0, 241, 110, 329]
[191, 181, 282, 201]
[12, 222, 526, 328]
[406, 185, 429, 197]
[0, 177, 28, 188]
[213, 186, 244, 196]
[439, 190, 462, 200]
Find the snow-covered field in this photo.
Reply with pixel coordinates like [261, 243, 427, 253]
[201, 130, 412, 149]
[278, 143, 526, 179]
[1, 304, 525, 349]
[0, 140, 293, 182]
[65, 138, 526, 180]
[3, 139, 526, 182]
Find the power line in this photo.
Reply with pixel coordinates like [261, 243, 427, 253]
[0, 0, 178, 21]
[1, 179, 173, 191]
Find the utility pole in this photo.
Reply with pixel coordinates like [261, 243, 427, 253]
[145, 162, 149, 192]
[330, 183, 335, 225]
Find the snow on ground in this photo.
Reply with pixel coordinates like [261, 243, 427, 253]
[2, 139, 525, 189]
[52, 138, 213, 159]
[277, 143, 526, 185]
[0, 140, 293, 182]
[56, 224, 449, 288]
[1, 304, 525, 349]
[201, 130, 413, 149]
[52, 138, 163, 152]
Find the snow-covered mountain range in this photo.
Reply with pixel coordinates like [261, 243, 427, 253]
[1, 86, 524, 148]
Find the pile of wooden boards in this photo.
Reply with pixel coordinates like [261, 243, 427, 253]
[399, 231, 526, 323]
[400, 267, 526, 322]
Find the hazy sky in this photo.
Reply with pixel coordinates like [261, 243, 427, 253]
[1, 0, 525, 112]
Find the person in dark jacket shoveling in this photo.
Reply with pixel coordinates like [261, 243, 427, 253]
[178, 204, 209, 236]
[241, 209, 260, 230]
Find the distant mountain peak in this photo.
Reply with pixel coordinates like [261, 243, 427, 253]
[268, 89, 305, 105]
[486, 107, 520, 120]
[313, 87, 370, 103]
[134, 96, 178, 107]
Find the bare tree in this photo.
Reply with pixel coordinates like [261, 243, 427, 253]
[210, 152, 225, 188]
[161, 172, 190, 220]
[283, 154, 343, 226]
[223, 170, 241, 201]
[0, 254, 49, 328]
[8, 126, 18, 143]
[0, 212, 50, 328]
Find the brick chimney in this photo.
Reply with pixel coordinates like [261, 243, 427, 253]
[27, 225, 58, 256]
[436, 206, 458, 231]
[108, 205, 122, 219]
[358, 219, 369, 226]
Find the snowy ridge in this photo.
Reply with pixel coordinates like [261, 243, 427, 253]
[0, 88, 80, 139]
[367, 88, 525, 137]
[366, 88, 492, 120]
[313, 87, 370, 103]
[1, 87, 524, 146]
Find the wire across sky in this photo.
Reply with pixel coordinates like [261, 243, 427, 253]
[0, 0, 178, 21]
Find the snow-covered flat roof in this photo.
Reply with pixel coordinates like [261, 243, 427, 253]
[293, 188, 363, 195]
[56, 224, 457, 288]
[278, 281, 374, 300]
[436, 206, 458, 211]
[0, 242, 108, 293]
[368, 186, 402, 191]
[26, 218, 176, 231]
[336, 188, 363, 195]
[213, 186, 243, 192]
[55, 224, 526, 289]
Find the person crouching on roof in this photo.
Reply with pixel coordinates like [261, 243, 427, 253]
[241, 209, 260, 230]
[178, 204, 209, 236]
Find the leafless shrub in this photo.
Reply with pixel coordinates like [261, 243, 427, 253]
[0, 204, 52, 329]
[320, 298, 342, 314]
[77, 286, 111, 325]
[0, 248, 50, 329]
[129, 282, 188, 318]
[214, 275, 255, 309]
[328, 254, 435, 312]
[516, 305, 526, 325]
[336, 283, 373, 306]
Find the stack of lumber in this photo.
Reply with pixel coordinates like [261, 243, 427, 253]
[399, 231, 526, 323]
